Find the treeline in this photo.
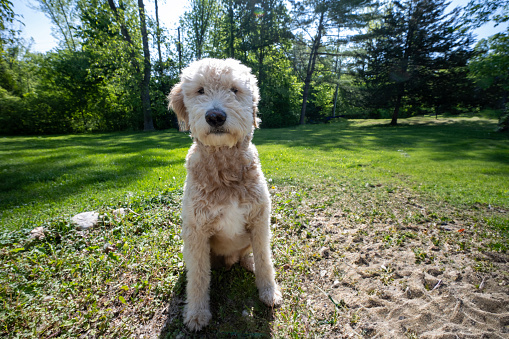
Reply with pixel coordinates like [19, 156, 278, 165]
[0, 0, 507, 135]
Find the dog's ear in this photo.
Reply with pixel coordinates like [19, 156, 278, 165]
[168, 83, 189, 132]
[251, 75, 261, 128]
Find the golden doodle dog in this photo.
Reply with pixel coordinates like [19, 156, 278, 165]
[169, 58, 282, 331]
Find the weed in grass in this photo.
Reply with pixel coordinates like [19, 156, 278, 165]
[431, 236, 440, 247]
[413, 248, 427, 264]
[379, 265, 395, 286]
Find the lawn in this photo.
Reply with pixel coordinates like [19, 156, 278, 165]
[0, 116, 508, 337]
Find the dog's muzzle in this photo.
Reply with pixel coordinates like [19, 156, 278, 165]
[205, 109, 227, 128]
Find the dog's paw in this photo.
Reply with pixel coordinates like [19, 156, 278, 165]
[259, 284, 283, 307]
[240, 254, 255, 272]
[184, 306, 212, 332]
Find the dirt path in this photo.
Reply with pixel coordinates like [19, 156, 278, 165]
[271, 183, 509, 338]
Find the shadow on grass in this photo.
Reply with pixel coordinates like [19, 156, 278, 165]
[160, 266, 274, 338]
[0, 130, 191, 214]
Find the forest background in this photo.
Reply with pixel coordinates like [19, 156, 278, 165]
[1, 0, 508, 135]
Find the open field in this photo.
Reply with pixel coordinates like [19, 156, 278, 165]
[0, 116, 508, 337]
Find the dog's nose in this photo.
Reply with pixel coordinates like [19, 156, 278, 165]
[205, 109, 227, 127]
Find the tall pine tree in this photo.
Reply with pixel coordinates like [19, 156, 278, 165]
[361, 0, 473, 124]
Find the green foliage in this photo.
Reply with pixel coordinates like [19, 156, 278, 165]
[1, 0, 509, 133]
[469, 32, 509, 92]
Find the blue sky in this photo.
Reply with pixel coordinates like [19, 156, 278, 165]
[12, 0, 509, 53]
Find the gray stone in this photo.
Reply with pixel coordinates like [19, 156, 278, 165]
[72, 211, 99, 230]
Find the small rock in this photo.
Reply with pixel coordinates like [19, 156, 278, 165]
[319, 247, 330, 259]
[103, 242, 115, 253]
[320, 270, 327, 278]
[30, 227, 45, 240]
[72, 211, 99, 230]
[332, 280, 340, 288]
[112, 208, 127, 217]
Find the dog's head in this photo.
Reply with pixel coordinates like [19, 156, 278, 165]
[168, 58, 260, 147]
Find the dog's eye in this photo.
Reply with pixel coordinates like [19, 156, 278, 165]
[197, 87, 205, 95]
[231, 88, 238, 94]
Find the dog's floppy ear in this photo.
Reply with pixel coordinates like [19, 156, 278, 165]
[168, 83, 189, 132]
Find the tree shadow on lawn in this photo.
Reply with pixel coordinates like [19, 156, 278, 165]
[160, 266, 275, 339]
[253, 118, 509, 165]
[0, 129, 192, 153]
[0, 153, 186, 211]
[0, 130, 190, 222]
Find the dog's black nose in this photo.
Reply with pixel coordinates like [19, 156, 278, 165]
[205, 109, 227, 127]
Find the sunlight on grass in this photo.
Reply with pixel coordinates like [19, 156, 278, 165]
[256, 116, 509, 208]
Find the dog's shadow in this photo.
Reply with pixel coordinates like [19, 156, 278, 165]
[159, 266, 275, 338]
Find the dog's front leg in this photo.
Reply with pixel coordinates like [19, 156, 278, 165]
[250, 208, 283, 307]
[182, 229, 212, 331]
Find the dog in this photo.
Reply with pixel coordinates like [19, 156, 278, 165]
[168, 58, 282, 331]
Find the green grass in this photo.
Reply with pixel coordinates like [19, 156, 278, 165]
[0, 116, 508, 337]
[1, 116, 507, 232]
[255, 116, 509, 208]
[0, 131, 190, 231]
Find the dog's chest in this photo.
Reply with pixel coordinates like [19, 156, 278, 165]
[215, 202, 249, 239]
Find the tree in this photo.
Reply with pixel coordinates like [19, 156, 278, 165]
[470, 33, 509, 131]
[154, 0, 164, 80]
[291, 0, 376, 124]
[106, 0, 154, 131]
[360, 0, 473, 125]
[34, 0, 78, 51]
[463, 0, 508, 29]
[183, 0, 216, 59]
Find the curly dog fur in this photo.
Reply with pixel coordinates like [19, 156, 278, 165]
[168, 58, 282, 331]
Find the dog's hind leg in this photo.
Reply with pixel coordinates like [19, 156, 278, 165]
[182, 229, 212, 331]
[249, 206, 283, 307]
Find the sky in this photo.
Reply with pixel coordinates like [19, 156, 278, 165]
[12, 0, 188, 52]
[12, 0, 509, 53]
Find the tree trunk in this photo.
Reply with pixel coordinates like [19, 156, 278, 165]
[154, 0, 164, 80]
[138, 0, 154, 131]
[299, 11, 325, 125]
[391, 5, 415, 126]
[178, 27, 182, 74]
[391, 89, 403, 126]
[258, 46, 264, 90]
[228, 2, 235, 59]
[332, 83, 339, 117]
